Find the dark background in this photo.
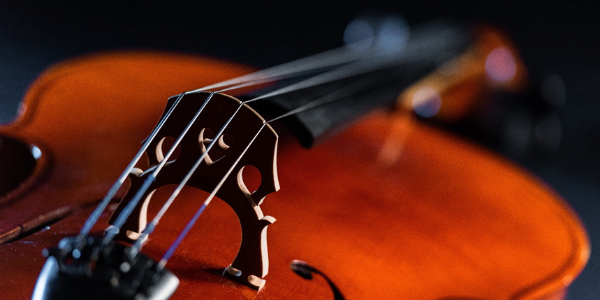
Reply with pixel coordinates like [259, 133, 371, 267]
[0, 1, 598, 298]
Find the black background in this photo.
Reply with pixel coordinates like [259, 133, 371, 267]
[0, 1, 598, 298]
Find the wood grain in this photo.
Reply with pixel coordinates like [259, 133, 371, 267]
[0, 51, 588, 299]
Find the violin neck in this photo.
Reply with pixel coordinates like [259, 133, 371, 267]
[246, 21, 470, 148]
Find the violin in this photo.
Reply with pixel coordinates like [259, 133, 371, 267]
[0, 20, 589, 299]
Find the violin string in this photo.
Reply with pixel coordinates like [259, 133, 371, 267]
[192, 22, 461, 98]
[91, 23, 463, 246]
[127, 74, 371, 251]
[157, 123, 267, 267]
[191, 40, 375, 92]
[77, 92, 190, 240]
[112, 37, 447, 255]
[91, 49, 398, 240]
[77, 41, 379, 241]
[246, 26, 467, 102]
[246, 52, 399, 103]
[103, 92, 244, 245]
[223, 29, 458, 104]
[129, 117, 249, 253]
[106, 47, 405, 246]
[102, 48, 387, 241]
[104, 82, 266, 244]
[142, 73, 392, 265]
[101, 80, 270, 243]
[132, 78, 364, 253]
[268, 74, 391, 122]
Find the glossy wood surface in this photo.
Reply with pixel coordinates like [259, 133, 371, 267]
[0, 52, 589, 299]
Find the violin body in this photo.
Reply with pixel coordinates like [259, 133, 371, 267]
[0, 52, 589, 299]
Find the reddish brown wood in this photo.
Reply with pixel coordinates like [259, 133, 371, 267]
[0, 52, 255, 242]
[0, 52, 589, 299]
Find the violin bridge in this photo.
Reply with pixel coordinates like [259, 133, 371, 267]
[107, 92, 280, 290]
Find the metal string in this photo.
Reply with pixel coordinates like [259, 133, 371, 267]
[144, 73, 390, 266]
[138, 26, 466, 256]
[109, 63, 386, 247]
[77, 92, 189, 239]
[157, 123, 267, 267]
[191, 40, 375, 93]
[101, 52, 384, 243]
[85, 23, 464, 248]
[100, 46, 406, 244]
[103, 92, 241, 244]
[78, 39, 380, 242]
[192, 22, 461, 96]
